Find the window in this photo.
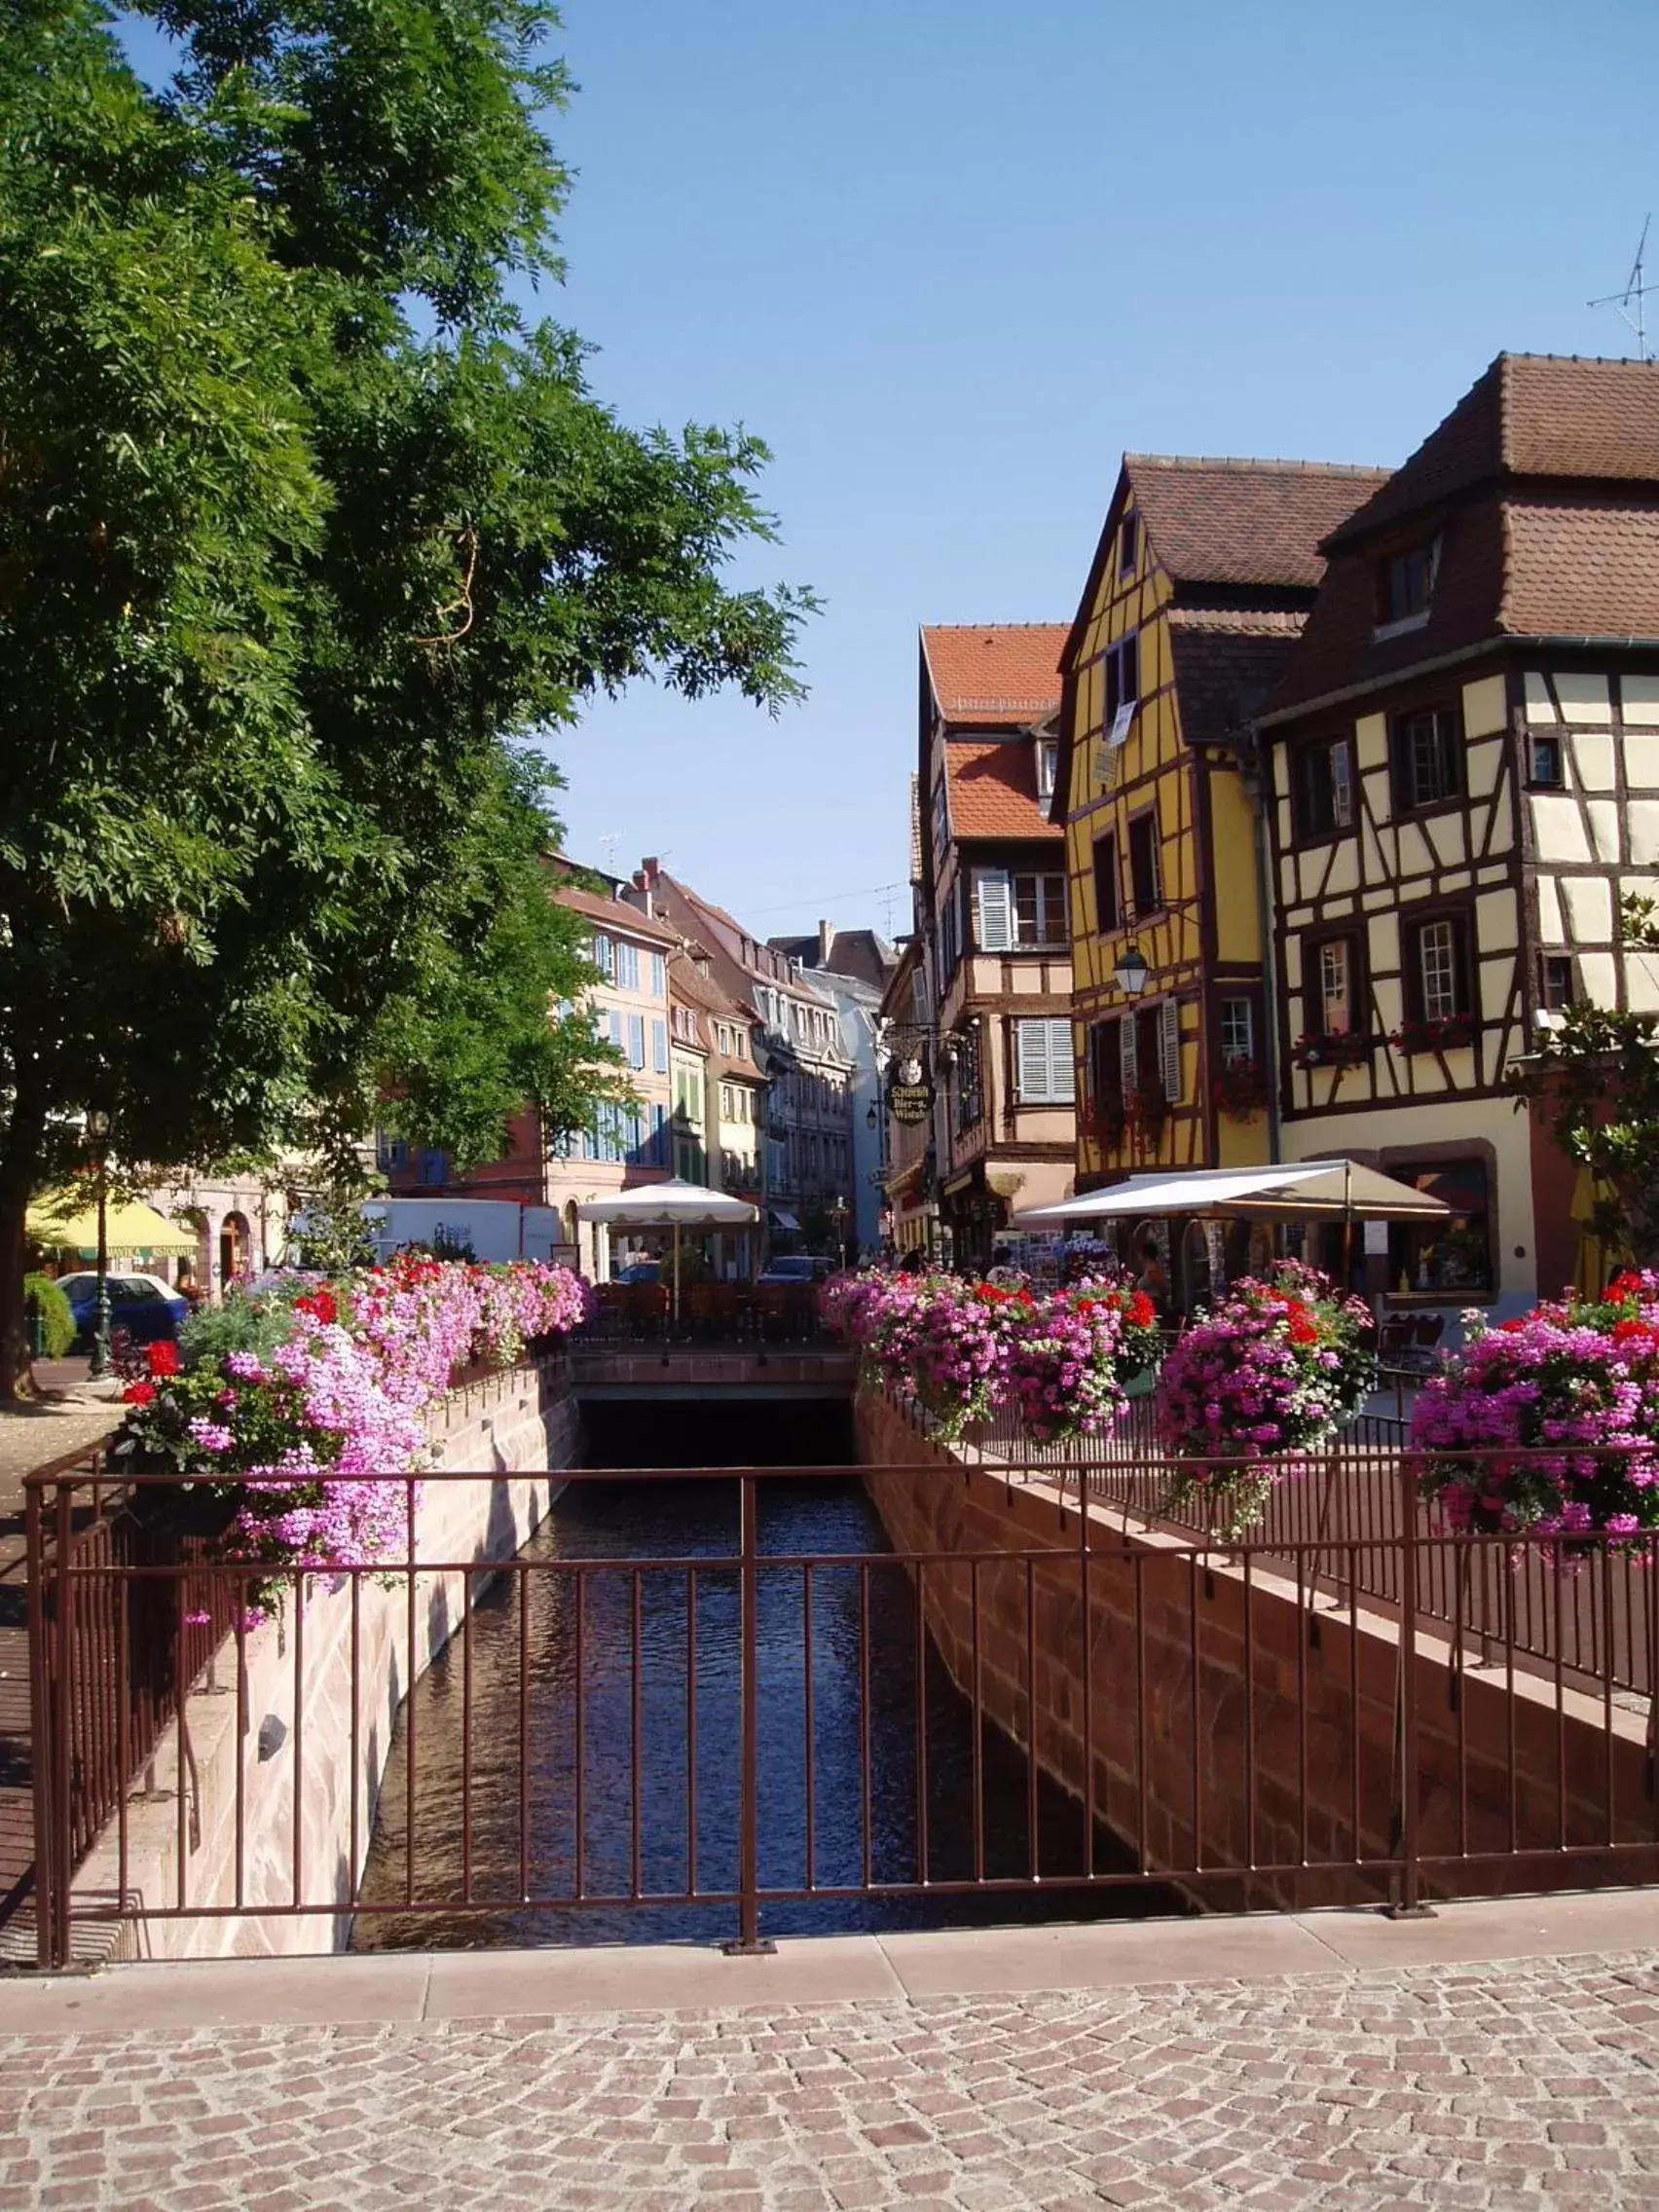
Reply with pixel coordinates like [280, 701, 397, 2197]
[590, 931, 614, 977]
[1092, 833, 1120, 933]
[1294, 737, 1355, 839]
[1529, 732, 1564, 789]
[1014, 1018, 1076, 1105]
[932, 778, 949, 852]
[650, 1102, 670, 1165]
[650, 952, 666, 997]
[1088, 1017, 1124, 1108]
[1390, 706, 1462, 811]
[1386, 1160, 1493, 1296]
[1315, 936, 1357, 1036]
[1104, 633, 1140, 726]
[1541, 953, 1575, 1011]
[1119, 513, 1139, 579]
[1219, 997, 1256, 1067]
[616, 941, 641, 990]
[1014, 871, 1066, 945]
[608, 1009, 625, 1051]
[1035, 738, 1058, 804]
[1376, 539, 1437, 627]
[1126, 811, 1161, 917]
[952, 1025, 983, 1131]
[940, 880, 961, 977]
[1407, 914, 1469, 1025]
[652, 1018, 668, 1073]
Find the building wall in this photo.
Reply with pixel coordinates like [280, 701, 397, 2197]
[1062, 523, 1268, 1189]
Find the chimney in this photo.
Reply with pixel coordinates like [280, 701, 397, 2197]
[818, 918, 834, 967]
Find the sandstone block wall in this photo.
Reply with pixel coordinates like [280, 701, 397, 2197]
[72, 1361, 581, 1959]
[856, 1387, 1657, 1912]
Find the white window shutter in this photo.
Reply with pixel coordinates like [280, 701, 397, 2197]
[975, 868, 1014, 951]
[1048, 1018, 1076, 1103]
[1120, 1016, 1138, 1094]
[1160, 999, 1182, 1101]
[1016, 1018, 1045, 1100]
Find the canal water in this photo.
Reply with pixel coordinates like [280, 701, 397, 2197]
[352, 1401, 1182, 1948]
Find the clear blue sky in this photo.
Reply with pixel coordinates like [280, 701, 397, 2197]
[123, 1, 1659, 941]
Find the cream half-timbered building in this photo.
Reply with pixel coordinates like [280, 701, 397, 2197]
[915, 625, 1076, 1271]
[1259, 354, 1659, 1314]
[1051, 456, 1386, 1299]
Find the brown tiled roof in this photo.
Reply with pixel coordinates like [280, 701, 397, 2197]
[1501, 497, 1659, 635]
[554, 884, 681, 946]
[1326, 353, 1659, 549]
[1167, 613, 1308, 754]
[943, 738, 1062, 842]
[921, 625, 1066, 726]
[1126, 457, 1389, 589]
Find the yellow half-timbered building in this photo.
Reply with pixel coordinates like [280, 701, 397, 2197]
[1258, 354, 1659, 1316]
[1051, 458, 1386, 1291]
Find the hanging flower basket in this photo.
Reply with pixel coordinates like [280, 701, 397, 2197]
[1411, 1271, 1659, 1545]
[1153, 1262, 1376, 1537]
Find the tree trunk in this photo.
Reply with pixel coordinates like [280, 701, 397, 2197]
[0, 1185, 35, 1402]
[0, 1083, 48, 1402]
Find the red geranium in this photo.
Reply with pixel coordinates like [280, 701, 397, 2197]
[123, 1379, 156, 1405]
[294, 1287, 339, 1326]
[147, 1341, 180, 1378]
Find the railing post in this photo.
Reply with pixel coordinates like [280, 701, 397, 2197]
[723, 1472, 775, 1955]
[25, 1477, 56, 1971]
[1389, 1444, 1434, 1918]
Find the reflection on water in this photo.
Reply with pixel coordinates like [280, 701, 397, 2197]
[353, 1405, 1182, 1948]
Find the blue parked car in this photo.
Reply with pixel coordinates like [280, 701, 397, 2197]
[55, 1272, 188, 1349]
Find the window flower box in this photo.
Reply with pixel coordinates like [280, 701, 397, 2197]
[1390, 1013, 1475, 1055]
[1211, 1057, 1268, 1123]
[1291, 1031, 1371, 1071]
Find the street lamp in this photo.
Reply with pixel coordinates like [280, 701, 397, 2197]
[86, 1108, 112, 1381]
[829, 1194, 849, 1269]
[1114, 942, 1151, 998]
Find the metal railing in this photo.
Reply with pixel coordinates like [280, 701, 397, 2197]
[576, 1286, 832, 1346]
[885, 1377, 1658, 1702]
[22, 1455, 1659, 1968]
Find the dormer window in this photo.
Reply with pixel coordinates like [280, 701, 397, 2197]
[1376, 538, 1439, 631]
[1119, 514, 1139, 579]
[1035, 737, 1057, 804]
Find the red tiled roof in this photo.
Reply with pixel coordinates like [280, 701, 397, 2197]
[1126, 457, 1390, 589]
[943, 738, 1062, 842]
[921, 625, 1066, 726]
[554, 884, 681, 946]
[1326, 353, 1659, 549]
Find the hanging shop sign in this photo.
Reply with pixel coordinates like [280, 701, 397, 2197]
[886, 1054, 936, 1126]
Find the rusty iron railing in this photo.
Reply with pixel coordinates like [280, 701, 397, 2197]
[22, 1452, 1659, 1967]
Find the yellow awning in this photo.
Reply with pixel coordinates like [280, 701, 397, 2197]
[26, 1191, 199, 1257]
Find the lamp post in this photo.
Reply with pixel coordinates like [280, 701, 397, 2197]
[86, 1108, 112, 1380]
[829, 1194, 849, 1270]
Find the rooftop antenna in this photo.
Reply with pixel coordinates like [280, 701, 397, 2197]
[596, 831, 622, 876]
[1589, 215, 1657, 360]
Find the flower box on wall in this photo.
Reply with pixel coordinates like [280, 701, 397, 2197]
[1291, 1031, 1371, 1072]
[1210, 1058, 1269, 1123]
[1390, 1014, 1476, 1055]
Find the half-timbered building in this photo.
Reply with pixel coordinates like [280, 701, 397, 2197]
[1051, 456, 1386, 1295]
[916, 624, 1074, 1271]
[1258, 353, 1659, 1315]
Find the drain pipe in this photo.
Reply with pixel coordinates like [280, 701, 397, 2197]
[1241, 731, 1282, 1166]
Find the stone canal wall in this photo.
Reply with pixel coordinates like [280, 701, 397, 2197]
[74, 1360, 580, 1959]
[856, 1386, 1655, 1911]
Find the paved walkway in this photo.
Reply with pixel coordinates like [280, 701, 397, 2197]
[4, 1895, 1659, 2208]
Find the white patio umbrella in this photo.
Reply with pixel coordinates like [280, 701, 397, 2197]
[575, 1179, 759, 1321]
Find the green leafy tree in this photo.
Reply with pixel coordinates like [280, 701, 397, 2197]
[0, 0, 811, 1393]
[1509, 897, 1659, 1269]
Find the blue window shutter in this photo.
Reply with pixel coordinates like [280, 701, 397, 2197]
[608, 1010, 624, 1050]
[652, 1019, 668, 1073]
[629, 1014, 645, 1068]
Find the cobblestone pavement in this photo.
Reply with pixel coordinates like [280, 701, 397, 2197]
[6, 1949, 1659, 2209]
